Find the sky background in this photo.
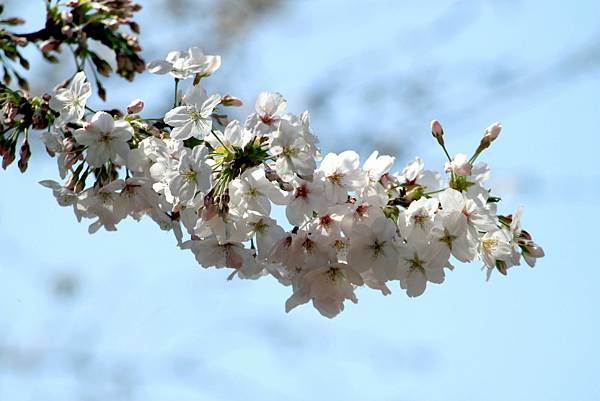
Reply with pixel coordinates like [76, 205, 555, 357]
[1, 0, 599, 400]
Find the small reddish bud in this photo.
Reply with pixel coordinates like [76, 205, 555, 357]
[2, 151, 15, 170]
[430, 119, 444, 146]
[40, 39, 60, 53]
[18, 139, 31, 173]
[127, 99, 144, 114]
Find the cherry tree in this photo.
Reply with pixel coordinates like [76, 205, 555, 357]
[0, 0, 544, 318]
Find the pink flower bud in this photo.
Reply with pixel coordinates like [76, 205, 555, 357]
[483, 122, 502, 143]
[430, 119, 444, 146]
[431, 120, 443, 138]
[60, 11, 73, 24]
[39, 39, 60, 53]
[127, 99, 144, 114]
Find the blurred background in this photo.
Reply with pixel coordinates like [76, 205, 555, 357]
[1, 0, 599, 400]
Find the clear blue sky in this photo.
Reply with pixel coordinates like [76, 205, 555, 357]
[0, 1, 599, 400]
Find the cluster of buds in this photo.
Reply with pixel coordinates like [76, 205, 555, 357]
[0, 87, 56, 172]
[11, 0, 144, 99]
[0, 6, 29, 90]
[0, 0, 146, 173]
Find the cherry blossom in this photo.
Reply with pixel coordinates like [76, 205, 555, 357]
[164, 86, 221, 140]
[49, 71, 92, 125]
[147, 47, 221, 79]
[73, 111, 133, 168]
[246, 92, 287, 134]
[270, 119, 317, 181]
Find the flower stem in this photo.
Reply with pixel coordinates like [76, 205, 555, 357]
[440, 143, 452, 162]
[173, 78, 180, 108]
[210, 129, 230, 152]
[423, 187, 447, 196]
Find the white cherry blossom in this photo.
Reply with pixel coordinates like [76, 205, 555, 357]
[270, 119, 317, 181]
[49, 71, 92, 125]
[315, 151, 365, 204]
[347, 217, 400, 282]
[168, 145, 211, 205]
[398, 238, 451, 297]
[73, 111, 132, 168]
[285, 263, 364, 318]
[395, 157, 440, 191]
[245, 92, 287, 135]
[229, 167, 287, 216]
[479, 229, 514, 271]
[399, 197, 439, 240]
[164, 85, 221, 140]
[147, 47, 221, 79]
[285, 177, 327, 226]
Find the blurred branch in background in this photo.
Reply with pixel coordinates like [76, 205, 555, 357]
[153, 0, 284, 50]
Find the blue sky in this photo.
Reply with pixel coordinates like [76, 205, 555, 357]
[0, 1, 599, 400]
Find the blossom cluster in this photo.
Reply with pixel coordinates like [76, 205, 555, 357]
[37, 48, 544, 318]
[0, 0, 146, 172]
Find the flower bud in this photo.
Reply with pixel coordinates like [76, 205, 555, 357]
[106, 18, 120, 30]
[61, 25, 73, 38]
[483, 122, 502, 143]
[2, 151, 15, 170]
[2, 17, 25, 26]
[18, 139, 31, 173]
[221, 95, 243, 107]
[431, 120, 444, 145]
[60, 11, 73, 23]
[127, 99, 144, 114]
[39, 39, 60, 53]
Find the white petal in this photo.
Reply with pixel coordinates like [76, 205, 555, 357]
[147, 60, 173, 74]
